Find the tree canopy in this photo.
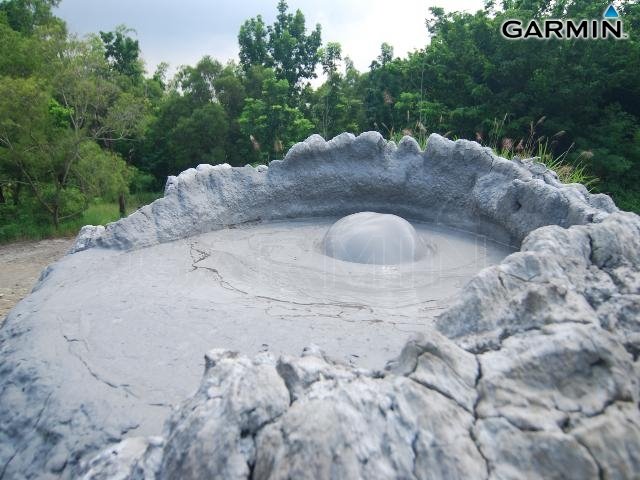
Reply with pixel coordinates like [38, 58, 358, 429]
[238, 0, 322, 90]
[1, 0, 639, 240]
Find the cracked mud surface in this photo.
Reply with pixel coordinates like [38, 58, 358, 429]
[82, 213, 640, 480]
[0, 218, 512, 478]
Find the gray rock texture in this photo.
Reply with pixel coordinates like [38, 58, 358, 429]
[82, 303, 640, 479]
[71, 132, 615, 253]
[1, 132, 638, 479]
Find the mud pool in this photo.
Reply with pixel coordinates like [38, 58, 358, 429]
[16, 217, 511, 435]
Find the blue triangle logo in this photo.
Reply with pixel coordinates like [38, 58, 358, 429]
[604, 4, 619, 18]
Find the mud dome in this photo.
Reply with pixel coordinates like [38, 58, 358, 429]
[1, 132, 639, 480]
[323, 212, 430, 264]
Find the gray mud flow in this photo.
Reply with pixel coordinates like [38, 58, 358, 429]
[2, 217, 513, 448]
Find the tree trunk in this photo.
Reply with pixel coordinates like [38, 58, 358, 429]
[53, 205, 59, 230]
[12, 182, 20, 206]
[0, 185, 5, 204]
[118, 192, 126, 217]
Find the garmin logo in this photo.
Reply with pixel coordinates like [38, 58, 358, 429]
[501, 4, 627, 40]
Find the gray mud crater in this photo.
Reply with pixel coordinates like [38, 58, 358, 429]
[1, 132, 639, 480]
[24, 217, 512, 436]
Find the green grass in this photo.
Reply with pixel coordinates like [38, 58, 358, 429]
[388, 122, 598, 190]
[494, 142, 598, 190]
[487, 114, 599, 190]
[0, 192, 162, 244]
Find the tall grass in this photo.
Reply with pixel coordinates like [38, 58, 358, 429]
[386, 115, 598, 188]
[0, 192, 162, 244]
[485, 115, 598, 189]
[388, 122, 430, 150]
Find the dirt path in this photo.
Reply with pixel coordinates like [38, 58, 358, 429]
[0, 237, 75, 320]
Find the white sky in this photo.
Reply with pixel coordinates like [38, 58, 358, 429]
[55, 0, 486, 79]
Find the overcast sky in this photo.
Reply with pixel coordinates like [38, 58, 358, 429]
[55, 0, 485, 80]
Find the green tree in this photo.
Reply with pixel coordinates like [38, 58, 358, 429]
[140, 57, 235, 178]
[374, 42, 394, 68]
[151, 61, 169, 90]
[238, 0, 322, 91]
[314, 42, 342, 137]
[0, 34, 145, 227]
[168, 103, 229, 170]
[238, 15, 269, 68]
[239, 69, 314, 160]
[0, 0, 60, 34]
[174, 56, 223, 104]
[321, 42, 342, 76]
[214, 63, 255, 166]
[0, 77, 50, 208]
[99, 25, 144, 83]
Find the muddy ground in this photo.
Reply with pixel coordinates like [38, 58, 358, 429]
[0, 237, 75, 321]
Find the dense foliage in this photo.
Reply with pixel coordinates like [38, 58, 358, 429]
[1, 0, 639, 241]
[0, 0, 149, 233]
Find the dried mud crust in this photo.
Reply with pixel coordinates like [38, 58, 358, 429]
[81, 212, 640, 480]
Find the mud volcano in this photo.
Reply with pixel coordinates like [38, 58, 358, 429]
[1, 132, 639, 479]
